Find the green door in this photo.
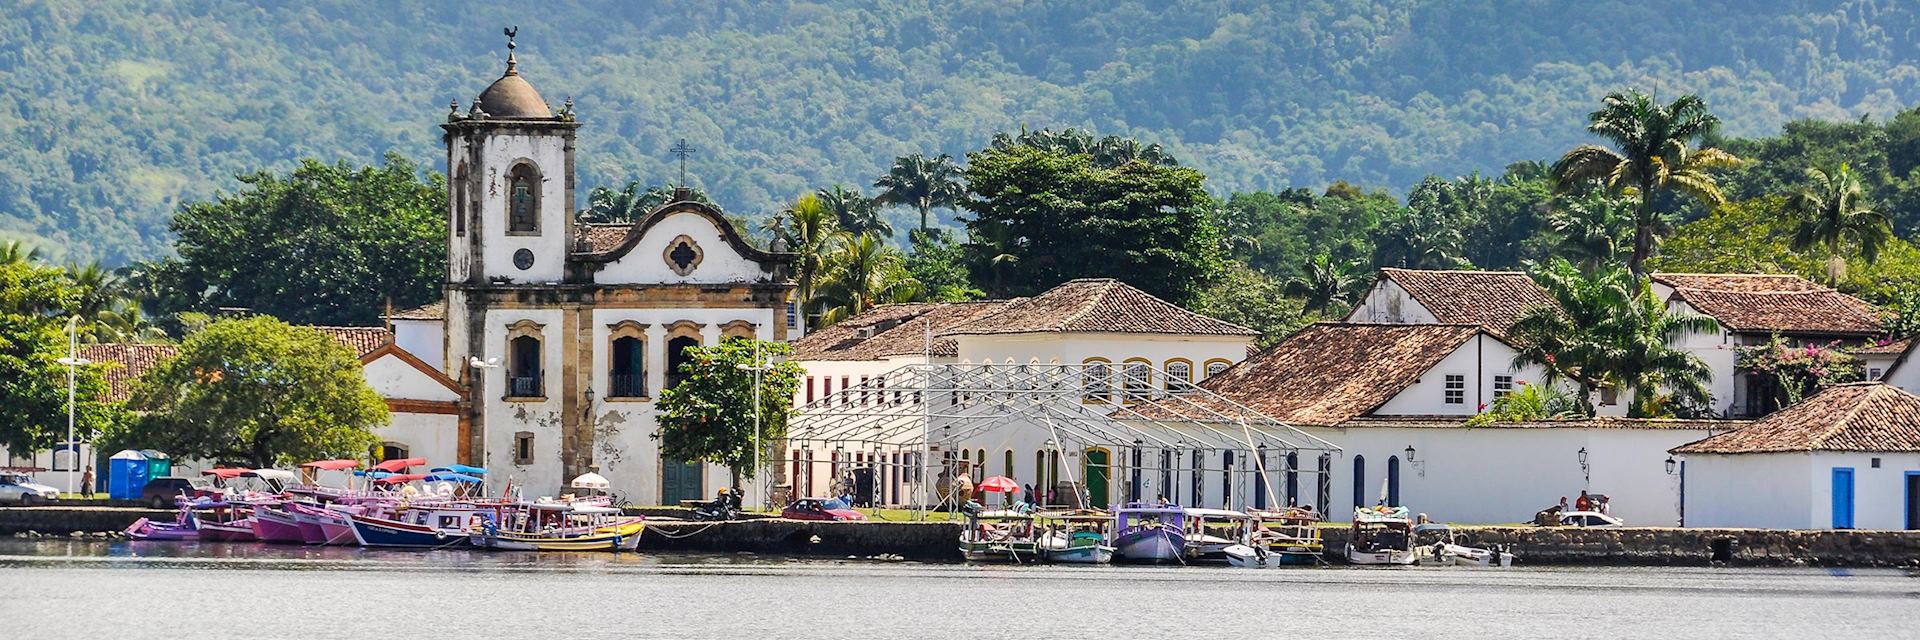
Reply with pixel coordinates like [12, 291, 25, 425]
[1084, 449, 1111, 509]
[661, 457, 704, 505]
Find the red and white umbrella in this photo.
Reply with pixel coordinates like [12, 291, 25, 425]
[976, 476, 1019, 493]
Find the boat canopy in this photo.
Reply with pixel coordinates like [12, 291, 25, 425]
[300, 459, 361, 470]
[1353, 505, 1412, 524]
[372, 473, 428, 484]
[241, 469, 298, 483]
[570, 505, 622, 515]
[430, 464, 487, 476]
[371, 457, 427, 473]
[1185, 508, 1253, 520]
[201, 467, 251, 479]
[969, 509, 1034, 520]
[423, 472, 483, 484]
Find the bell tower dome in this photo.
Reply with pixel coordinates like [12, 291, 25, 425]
[441, 29, 579, 286]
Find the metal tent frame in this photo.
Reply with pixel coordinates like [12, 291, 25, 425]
[784, 362, 1339, 519]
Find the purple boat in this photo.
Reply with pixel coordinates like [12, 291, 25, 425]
[124, 509, 200, 541]
[1112, 503, 1187, 563]
[251, 505, 308, 544]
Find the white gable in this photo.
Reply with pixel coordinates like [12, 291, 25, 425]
[1373, 334, 1546, 416]
[363, 351, 461, 402]
[595, 211, 768, 285]
[1345, 279, 1437, 324]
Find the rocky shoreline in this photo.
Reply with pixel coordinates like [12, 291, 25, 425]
[7, 506, 1918, 567]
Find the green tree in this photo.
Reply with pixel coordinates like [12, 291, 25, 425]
[814, 232, 922, 326]
[1787, 164, 1892, 284]
[167, 154, 445, 326]
[815, 184, 890, 240]
[961, 144, 1224, 304]
[781, 194, 840, 326]
[119, 316, 386, 468]
[1509, 259, 1719, 417]
[1284, 253, 1361, 314]
[1656, 196, 1920, 306]
[904, 229, 982, 302]
[1551, 91, 1743, 279]
[1369, 204, 1466, 270]
[1191, 262, 1311, 347]
[1546, 192, 1634, 273]
[873, 154, 965, 232]
[655, 338, 804, 487]
[0, 261, 119, 454]
[579, 182, 711, 223]
[1, 240, 43, 265]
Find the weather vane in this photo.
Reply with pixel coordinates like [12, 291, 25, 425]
[504, 26, 518, 52]
[671, 138, 696, 187]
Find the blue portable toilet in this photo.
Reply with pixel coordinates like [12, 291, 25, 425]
[108, 450, 150, 500]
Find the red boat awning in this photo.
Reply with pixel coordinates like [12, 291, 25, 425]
[300, 459, 362, 470]
[373, 473, 428, 484]
[371, 457, 427, 473]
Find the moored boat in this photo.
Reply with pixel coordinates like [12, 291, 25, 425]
[1035, 510, 1114, 564]
[1183, 508, 1253, 562]
[1111, 503, 1187, 563]
[1412, 523, 1514, 568]
[251, 504, 308, 543]
[470, 502, 644, 551]
[958, 509, 1040, 562]
[1346, 506, 1416, 566]
[124, 502, 201, 541]
[1244, 507, 1324, 566]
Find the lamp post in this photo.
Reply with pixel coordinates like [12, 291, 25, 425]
[467, 356, 501, 472]
[736, 338, 777, 509]
[56, 316, 89, 495]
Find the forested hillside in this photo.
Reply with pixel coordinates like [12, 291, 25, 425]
[5, 0, 1920, 263]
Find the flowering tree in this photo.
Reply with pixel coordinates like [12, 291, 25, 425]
[1465, 381, 1582, 427]
[1733, 335, 1863, 411]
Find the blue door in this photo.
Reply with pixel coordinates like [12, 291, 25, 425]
[1831, 467, 1856, 529]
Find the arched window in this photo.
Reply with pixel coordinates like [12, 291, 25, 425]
[1081, 359, 1112, 403]
[1387, 455, 1402, 507]
[1165, 359, 1193, 392]
[378, 442, 410, 462]
[453, 163, 468, 237]
[610, 335, 647, 398]
[507, 162, 540, 234]
[974, 449, 986, 482]
[506, 321, 544, 399]
[1203, 359, 1232, 380]
[1285, 452, 1300, 507]
[1121, 358, 1152, 403]
[1351, 455, 1367, 509]
[1003, 450, 1014, 478]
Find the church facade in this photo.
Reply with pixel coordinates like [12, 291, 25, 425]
[411, 47, 798, 504]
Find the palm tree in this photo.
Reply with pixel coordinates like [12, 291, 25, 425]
[813, 233, 922, 326]
[783, 194, 839, 327]
[1787, 163, 1892, 284]
[96, 300, 169, 343]
[1285, 254, 1359, 313]
[970, 220, 1023, 298]
[1546, 192, 1634, 273]
[1369, 206, 1466, 270]
[1, 239, 42, 264]
[873, 154, 965, 232]
[1509, 259, 1720, 417]
[1551, 91, 1743, 280]
[579, 182, 711, 223]
[815, 185, 890, 239]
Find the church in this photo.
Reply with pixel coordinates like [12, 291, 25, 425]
[394, 41, 800, 504]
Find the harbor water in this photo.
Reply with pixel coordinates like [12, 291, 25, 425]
[1, 539, 1912, 639]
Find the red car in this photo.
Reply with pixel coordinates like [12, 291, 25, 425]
[781, 498, 867, 521]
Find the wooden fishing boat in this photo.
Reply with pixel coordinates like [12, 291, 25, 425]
[958, 509, 1040, 562]
[1183, 508, 1253, 562]
[1034, 510, 1113, 564]
[470, 503, 644, 551]
[1239, 507, 1324, 566]
[1346, 506, 1416, 566]
[1111, 503, 1187, 563]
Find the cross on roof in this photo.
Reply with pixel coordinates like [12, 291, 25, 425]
[670, 138, 696, 187]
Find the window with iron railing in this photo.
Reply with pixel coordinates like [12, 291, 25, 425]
[508, 374, 543, 398]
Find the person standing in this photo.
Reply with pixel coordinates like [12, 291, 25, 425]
[1575, 491, 1594, 512]
[80, 465, 94, 499]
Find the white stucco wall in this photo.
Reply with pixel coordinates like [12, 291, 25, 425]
[1680, 453, 1818, 529]
[952, 332, 1250, 386]
[1343, 279, 1438, 324]
[376, 413, 460, 470]
[461, 130, 571, 284]
[479, 308, 567, 496]
[595, 211, 768, 285]
[1372, 334, 1547, 417]
[392, 319, 445, 371]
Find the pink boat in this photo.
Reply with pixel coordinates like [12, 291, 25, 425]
[289, 502, 361, 545]
[251, 506, 308, 543]
[198, 519, 258, 542]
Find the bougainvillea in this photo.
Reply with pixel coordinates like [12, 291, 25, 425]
[1733, 334, 1863, 410]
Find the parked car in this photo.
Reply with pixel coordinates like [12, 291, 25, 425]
[1559, 510, 1625, 528]
[781, 497, 867, 521]
[0, 473, 60, 505]
[139, 477, 199, 508]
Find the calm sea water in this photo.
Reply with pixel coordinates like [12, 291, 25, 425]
[0, 539, 1912, 639]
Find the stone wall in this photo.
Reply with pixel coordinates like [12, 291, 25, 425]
[1323, 526, 1920, 567]
[0, 506, 172, 535]
[639, 519, 964, 561]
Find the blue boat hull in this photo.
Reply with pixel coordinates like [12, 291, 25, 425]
[349, 517, 469, 548]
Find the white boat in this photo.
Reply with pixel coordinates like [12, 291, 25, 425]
[1183, 508, 1253, 562]
[1346, 506, 1416, 566]
[959, 509, 1039, 562]
[1034, 510, 1114, 564]
[1559, 510, 1625, 528]
[1223, 543, 1284, 568]
[1412, 523, 1514, 568]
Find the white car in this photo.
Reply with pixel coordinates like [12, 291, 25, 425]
[1559, 510, 1625, 528]
[0, 473, 60, 505]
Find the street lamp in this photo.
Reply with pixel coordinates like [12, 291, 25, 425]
[467, 356, 501, 470]
[736, 337, 782, 509]
[1665, 456, 1678, 475]
[56, 316, 89, 495]
[1403, 445, 1417, 463]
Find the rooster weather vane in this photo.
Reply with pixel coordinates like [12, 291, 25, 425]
[504, 26, 518, 51]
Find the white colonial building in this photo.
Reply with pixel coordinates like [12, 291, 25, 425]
[1672, 382, 1920, 530]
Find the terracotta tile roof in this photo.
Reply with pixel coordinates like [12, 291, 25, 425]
[1374, 268, 1559, 336]
[940, 279, 1255, 337]
[1181, 323, 1486, 426]
[577, 224, 633, 253]
[1672, 382, 1920, 454]
[80, 343, 179, 402]
[1653, 273, 1883, 335]
[311, 326, 394, 358]
[792, 301, 1013, 361]
[390, 301, 444, 321]
[1339, 416, 1746, 431]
